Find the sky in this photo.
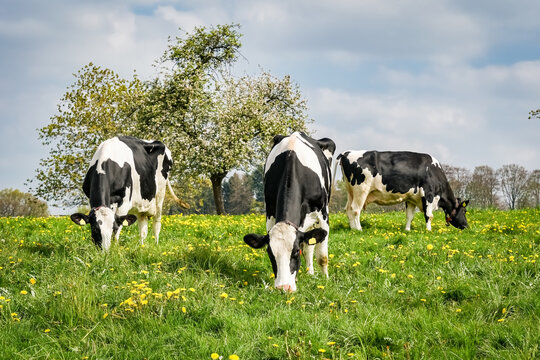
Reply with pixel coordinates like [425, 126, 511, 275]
[1, 0, 539, 212]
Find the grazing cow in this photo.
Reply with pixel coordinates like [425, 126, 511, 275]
[70, 136, 189, 250]
[337, 150, 469, 231]
[244, 132, 336, 292]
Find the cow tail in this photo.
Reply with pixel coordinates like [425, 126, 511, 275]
[167, 180, 190, 209]
[329, 154, 342, 205]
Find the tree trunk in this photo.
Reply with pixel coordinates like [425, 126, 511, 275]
[210, 172, 227, 215]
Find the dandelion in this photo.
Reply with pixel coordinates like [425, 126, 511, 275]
[498, 318, 505, 322]
[211, 353, 220, 360]
[318, 349, 326, 353]
[327, 341, 336, 346]
[220, 292, 228, 299]
[182, 307, 187, 313]
[20, 290, 28, 295]
[398, 290, 405, 294]
[103, 313, 109, 319]
[347, 353, 355, 357]
[317, 285, 325, 289]
[29, 278, 36, 285]
[44, 329, 51, 333]
[229, 355, 239, 360]
[456, 308, 462, 313]
[420, 298, 427, 302]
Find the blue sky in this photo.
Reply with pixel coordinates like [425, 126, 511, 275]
[1, 0, 539, 211]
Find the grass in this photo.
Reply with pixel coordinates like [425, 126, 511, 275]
[0, 209, 539, 359]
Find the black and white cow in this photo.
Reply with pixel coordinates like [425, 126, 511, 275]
[337, 150, 469, 231]
[244, 132, 336, 292]
[70, 136, 189, 250]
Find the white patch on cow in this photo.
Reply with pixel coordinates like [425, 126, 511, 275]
[91, 138, 133, 173]
[265, 132, 325, 187]
[345, 150, 368, 164]
[94, 207, 116, 251]
[322, 149, 333, 162]
[269, 222, 298, 292]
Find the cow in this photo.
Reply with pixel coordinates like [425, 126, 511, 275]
[70, 136, 189, 250]
[243, 132, 336, 292]
[337, 150, 469, 231]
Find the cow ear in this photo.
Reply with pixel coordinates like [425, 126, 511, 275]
[117, 214, 137, 227]
[244, 234, 269, 249]
[272, 135, 286, 148]
[300, 228, 327, 245]
[315, 138, 336, 156]
[71, 213, 90, 226]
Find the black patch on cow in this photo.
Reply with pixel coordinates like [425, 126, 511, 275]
[264, 151, 329, 227]
[83, 160, 133, 209]
[118, 136, 169, 201]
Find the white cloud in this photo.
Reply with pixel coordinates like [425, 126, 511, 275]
[155, 5, 206, 32]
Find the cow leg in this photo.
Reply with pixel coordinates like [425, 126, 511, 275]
[405, 203, 416, 231]
[315, 220, 330, 278]
[346, 186, 368, 231]
[138, 215, 149, 245]
[114, 225, 122, 242]
[423, 197, 438, 231]
[302, 242, 315, 275]
[153, 212, 162, 244]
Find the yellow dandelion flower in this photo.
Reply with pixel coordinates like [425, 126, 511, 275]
[20, 290, 28, 295]
[210, 353, 219, 360]
[103, 313, 109, 319]
[327, 341, 336, 346]
[182, 307, 187, 313]
[44, 329, 51, 333]
[318, 349, 326, 353]
[498, 318, 505, 322]
[220, 292, 228, 299]
[456, 308, 462, 313]
[427, 244, 434, 251]
[229, 355, 239, 360]
[317, 285, 325, 289]
[29, 278, 36, 285]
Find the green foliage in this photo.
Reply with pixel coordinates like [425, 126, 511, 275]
[0, 189, 49, 217]
[0, 209, 538, 359]
[29, 63, 146, 207]
[149, 24, 310, 213]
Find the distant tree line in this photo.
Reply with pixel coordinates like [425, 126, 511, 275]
[0, 189, 49, 217]
[163, 162, 538, 215]
[443, 164, 539, 210]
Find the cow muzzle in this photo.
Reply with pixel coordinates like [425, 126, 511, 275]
[276, 283, 296, 292]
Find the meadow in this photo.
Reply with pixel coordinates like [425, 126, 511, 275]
[0, 209, 538, 359]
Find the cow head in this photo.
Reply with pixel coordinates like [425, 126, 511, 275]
[445, 199, 469, 229]
[71, 207, 137, 250]
[244, 222, 327, 292]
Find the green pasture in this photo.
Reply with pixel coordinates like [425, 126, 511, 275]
[0, 209, 539, 359]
